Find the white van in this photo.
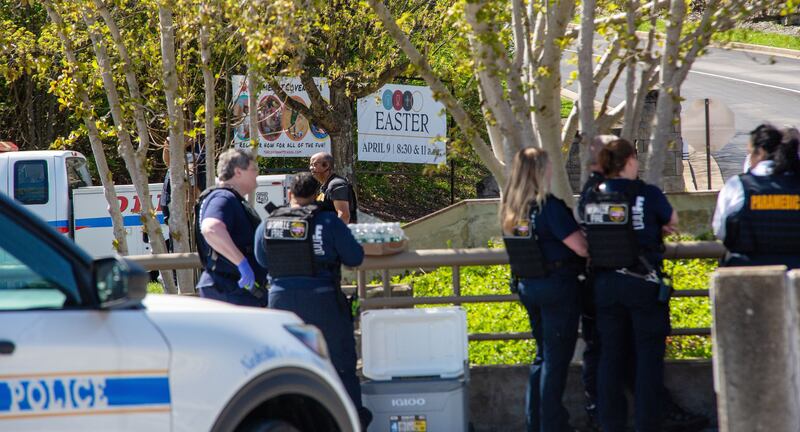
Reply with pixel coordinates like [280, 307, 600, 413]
[0, 150, 291, 257]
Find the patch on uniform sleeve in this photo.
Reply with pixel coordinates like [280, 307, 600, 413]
[265, 219, 308, 240]
[750, 194, 800, 211]
[585, 203, 629, 224]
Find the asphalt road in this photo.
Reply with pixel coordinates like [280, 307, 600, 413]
[562, 46, 800, 182]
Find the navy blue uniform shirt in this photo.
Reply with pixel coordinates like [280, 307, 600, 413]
[601, 179, 673, 265]
[254, 209, 364, 289]
[197, 189, 266, 286]
[533, 194, 582, 263]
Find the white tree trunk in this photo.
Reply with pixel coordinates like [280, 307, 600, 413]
[645, 0, 684, 186]
[199, 1, 216, 190]
[578, 0, 597, 185]
[43, 0, 128, 256]
[366, 0, 506, 184]
[621, 0, 641, 141]
[82, 8, 179, 293]
[159, 4, 194, 294]
[534, 0, 577, 204]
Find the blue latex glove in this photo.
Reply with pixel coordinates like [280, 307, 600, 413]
[237, 258, 256, 290]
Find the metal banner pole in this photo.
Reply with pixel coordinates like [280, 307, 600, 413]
[705, 98, 711, 190]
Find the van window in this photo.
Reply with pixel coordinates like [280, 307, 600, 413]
[14, 160, 49, 205]
[66, 157, 93, 189]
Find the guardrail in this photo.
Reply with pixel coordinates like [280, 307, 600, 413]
[128, 241, 726, 342]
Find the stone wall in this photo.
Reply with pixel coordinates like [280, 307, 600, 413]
[468, 360, 715, 431]
[404, 193, 719, 251]
[565, 90, 685, 193]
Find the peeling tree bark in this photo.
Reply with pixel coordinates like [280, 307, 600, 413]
[82, 4, 176, 294]
[199, 1, 216, 190]
[158, 3, 193, 294]
[366, 0, 505, 184]
[42, 0, 128, 256]
[578, 0, 597, 185]
[533, 0, 577, 204]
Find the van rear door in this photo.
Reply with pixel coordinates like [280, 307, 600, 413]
[11, 156, 57, 230]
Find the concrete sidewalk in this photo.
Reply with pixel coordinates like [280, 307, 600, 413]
[683, 150, 725, 192]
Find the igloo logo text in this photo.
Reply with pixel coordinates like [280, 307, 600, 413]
[391, 397, 427, 407]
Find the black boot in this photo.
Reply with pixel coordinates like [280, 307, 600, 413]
[661, 399, 709, 432]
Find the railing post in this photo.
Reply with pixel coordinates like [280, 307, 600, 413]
[382, 269, 391, 297]
[712, 266, 800, 431]
[452, 266, 461, 296]
[357, 270, 367, 301]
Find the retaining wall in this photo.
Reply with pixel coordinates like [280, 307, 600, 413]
[404, 192, 719, 251]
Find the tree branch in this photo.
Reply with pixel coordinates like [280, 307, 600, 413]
[366, 0, 505, 182]
[352, 59, 410, 99]
[564, 0, 670, 40]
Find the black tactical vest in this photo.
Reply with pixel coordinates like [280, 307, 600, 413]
[263, 205, 323, 278]
[503, 204, 548, 279]
[724, 173, 800, 255]
[583, 180, 643, 269]
[194, 186, 261, 273]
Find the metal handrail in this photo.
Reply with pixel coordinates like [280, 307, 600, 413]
[127, 241, 725, 341]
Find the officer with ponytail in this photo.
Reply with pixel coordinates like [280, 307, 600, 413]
[713, 124, 800, 268]
[579, 138, 678, 432]
[254, 172, 372, 430]
[501, 148, 588, 431]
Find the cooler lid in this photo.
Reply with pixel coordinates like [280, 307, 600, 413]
[361, 307, 468, 380]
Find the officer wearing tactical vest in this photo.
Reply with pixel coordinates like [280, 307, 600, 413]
[254, 172, 372, 429]
[500, 148, 588, 432]
[713, 124, 800, 268]
[195, 149, 266, 307]
[309, 152, 357, 224]
[576, 134, 615, 427]
[578, 138, 678, 432]
[578, 136, 707, 432]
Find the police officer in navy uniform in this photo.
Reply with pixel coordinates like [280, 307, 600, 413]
[501, 148, 588, 432]
[579, 138, 678, 432]
[576, 135, 617, 427]
[579, 137, 707, 432]
[713, 124, 800, 268]
[254, 172, 372, 429]
[195, 149, 266, 306]
[310, 152, 358, 224]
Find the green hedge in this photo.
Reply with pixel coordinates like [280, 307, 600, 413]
[394, 241, 716, 366]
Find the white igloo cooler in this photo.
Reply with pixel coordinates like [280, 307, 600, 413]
[360, 307, 469, 432]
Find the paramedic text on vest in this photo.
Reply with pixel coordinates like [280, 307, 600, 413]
[195, 149, 266, 307]
[254, 172, 372, 430]
[500, 148, 588, 432]
[310, 152, 358, 224]
[713, 124, 800, 269]
[579, 138, 678, 432]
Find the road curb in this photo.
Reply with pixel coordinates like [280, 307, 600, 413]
[716, 41, 800, 60]
[634, 30, 800, 60]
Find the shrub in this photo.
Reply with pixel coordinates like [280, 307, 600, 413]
[395, 239, 715, 365]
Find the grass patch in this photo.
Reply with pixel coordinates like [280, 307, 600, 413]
[715, 28, 800, 50]
[394, 238, 715, 366]
[640, 19, 800, 51]
[148, 282, 165, 294]
[561, 98, 574, 119]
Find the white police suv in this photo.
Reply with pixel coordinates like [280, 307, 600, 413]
[0, 192, 359, 431]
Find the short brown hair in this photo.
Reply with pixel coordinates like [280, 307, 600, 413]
[598, 139, 636, 177]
